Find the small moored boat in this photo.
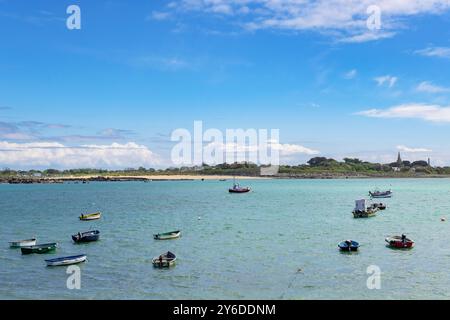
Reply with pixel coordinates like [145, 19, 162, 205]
[9, 238, 37, 248]
[21, 243, 57, 255]
[228, 177, 250, 193]
[154, 230, 181, 240]
[338, 240, 360, 252]
[79, 212, 101, 221]
[369, 190, 392, 198]
[45, 254, 87, 267]
[353, 199, 379, 218]
[152, 251, 176, 268]
[370, 203, 387, 210]
[385, 235, 414, 249]
[229, 183, 250, 193]
[72, 230, 100, 243]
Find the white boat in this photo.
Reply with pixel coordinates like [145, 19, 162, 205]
[152, 251, 177, 268]
[153, 230, 181, 240]
[45, 254, 87, 267]
[9, 238, 37, 248]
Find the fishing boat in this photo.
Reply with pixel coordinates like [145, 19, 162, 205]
[79, 212, 101, 221]
[72, 230, 100, 243]
[338, 240, 360, 252]
[9, 238, 37, 248]
[385, 235, 415, 249]
[369, 202, 387, 210]
[228, 177, 250, 193]
[154, 230, 181, 240]
[21, 243, 57, 255]
[369, 190, 392, 198]
[152, 251, 176, 268]
[229, 185, 250, 193]
[45, 254, 87, 267]
[352, 199, 379, 218]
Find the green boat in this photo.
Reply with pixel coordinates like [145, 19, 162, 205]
[153, 230, 181, 240]
[21, 243, 57, 255]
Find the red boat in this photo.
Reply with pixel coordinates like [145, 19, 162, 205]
[385, 235, 415, 249]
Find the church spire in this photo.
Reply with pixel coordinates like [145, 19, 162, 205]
[397, 152, 402, 167]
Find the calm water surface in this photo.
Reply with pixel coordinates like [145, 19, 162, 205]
[1, 178, 450, 299]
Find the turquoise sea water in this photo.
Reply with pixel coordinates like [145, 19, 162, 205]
[1, 178, 450, 300]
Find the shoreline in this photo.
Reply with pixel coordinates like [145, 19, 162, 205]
[2, 173, 450, 184]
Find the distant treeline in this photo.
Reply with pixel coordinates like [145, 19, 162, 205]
[1, 157, 450, 177]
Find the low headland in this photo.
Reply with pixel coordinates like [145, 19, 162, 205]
[2, 156, 450, 184]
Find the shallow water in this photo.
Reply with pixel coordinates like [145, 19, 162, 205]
[1, 178, 450, 299]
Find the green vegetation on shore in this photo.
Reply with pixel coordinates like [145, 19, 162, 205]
[2, 156, 450, 180]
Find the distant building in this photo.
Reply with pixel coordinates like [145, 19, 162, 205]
[428, 158, 431, 166]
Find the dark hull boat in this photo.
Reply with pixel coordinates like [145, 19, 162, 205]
[21, 243, 57, 255]
[152, 251, 176, 268]
[229, 177, 250, 193]
[72, 230, 100, 243]
[369, 190, 392, 198]
[229, 185, 250, 193]
[370, 203, 386, 210]
[338, 240, 360, 252]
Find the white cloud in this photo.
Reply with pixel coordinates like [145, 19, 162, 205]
[148, 11, 172, 21]
[0, 141, 160, 169]
[356, 103, 450, 123]
[415, 46, 450, 58]
[416, 81, 450, 93]
[374, 75, 398, 87]
[269, 141, 320, 156]
[397, 145, 432, 153]
[167, 0, 450, 42]
[343, 69, 357, 79]
[339, 31, 396, 43]
[208, 140, 319, 156]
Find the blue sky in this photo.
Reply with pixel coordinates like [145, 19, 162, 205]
[1, 0, 450, 169]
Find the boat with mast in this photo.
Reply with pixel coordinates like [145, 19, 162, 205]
[228, 176, 250, 193]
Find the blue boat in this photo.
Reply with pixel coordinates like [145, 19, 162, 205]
[338, 240, 360, 252]
[72, 230, 100, 243]
[45, 254, 87, 266]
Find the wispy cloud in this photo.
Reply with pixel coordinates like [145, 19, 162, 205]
[208, 140, 319, 156]
[397, 145, 432, 153]
[0, 119, 137, 144]
[0, 121, 71, 141]
[415, 46, 450, 59]
[0, 141, 160, 169]
[160, 0, 450, 42]
[129, 56, 189, 71]
[338, 31, 396, 43]
[374, 75, 398, 88]
[416, 81, 450, 93]
[0, 10, 64, 26]
[356, 103, 450, 123]
[343, 69, 357, 79]
[147, 11, 172, 21]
